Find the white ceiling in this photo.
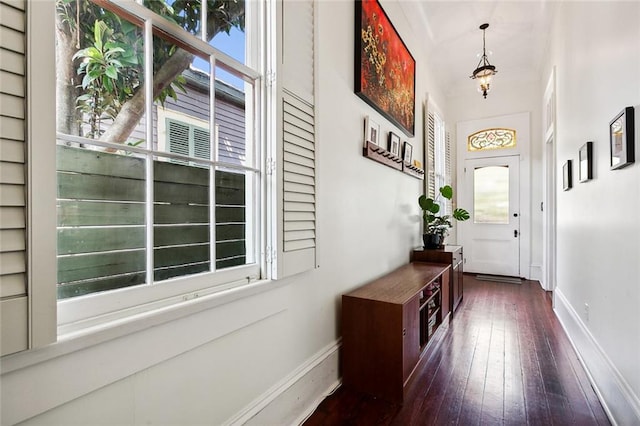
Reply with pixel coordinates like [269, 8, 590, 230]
[400, 1, 557, 97]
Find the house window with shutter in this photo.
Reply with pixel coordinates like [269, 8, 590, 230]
[165, 119, 211, 163]
[426, 109, 449, 213]
[12, 0, 316, 348]
[45, 0, 271, 332]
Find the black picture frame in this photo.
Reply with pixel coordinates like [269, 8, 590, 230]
[609, 106, 635, 170]
[355, 0, 416, 137]
[403, 142, 413, 164]
[388, 131, 401, 156]
[563, 160, 572, 191]
[579, 141, 593, 182]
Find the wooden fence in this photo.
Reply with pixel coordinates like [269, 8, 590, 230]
[57, 145, 246, 299]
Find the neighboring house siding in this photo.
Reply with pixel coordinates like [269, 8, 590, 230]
[0, 0, 28, 356]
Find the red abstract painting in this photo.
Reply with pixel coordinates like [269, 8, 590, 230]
[355, 0, 415, 136]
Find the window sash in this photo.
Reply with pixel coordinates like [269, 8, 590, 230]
[55, 0, 266, 330]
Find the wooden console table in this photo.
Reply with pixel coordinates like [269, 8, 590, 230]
[341, 263, 450, 402]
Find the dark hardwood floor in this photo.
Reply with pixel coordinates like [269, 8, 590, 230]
[304, 275, 610, 425]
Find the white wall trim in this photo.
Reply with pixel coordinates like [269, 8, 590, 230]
[226, 339, 341, 426]
[529, 264, 542, 282]
[554, 289, 640, 425]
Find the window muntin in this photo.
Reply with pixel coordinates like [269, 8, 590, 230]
[55, 0, 262, 312]
[473, 165, 509, 224]
[467, 128, 516, 151]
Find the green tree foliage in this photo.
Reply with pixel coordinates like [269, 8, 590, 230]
[55, 0, 244, 141]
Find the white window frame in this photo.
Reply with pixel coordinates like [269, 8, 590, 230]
[30, 0, 273, 336]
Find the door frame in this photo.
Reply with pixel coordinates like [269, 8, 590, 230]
[542, 67, 557, 294]
[462, 154, 521, 276]
[456, 112, 532, 280]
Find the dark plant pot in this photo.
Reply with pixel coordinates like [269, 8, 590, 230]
[423, 234, 443, 249]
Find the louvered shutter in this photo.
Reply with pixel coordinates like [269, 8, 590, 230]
[1, 0, 57, 356]
[445, 131, 452, 215]
[1, 0, 29, 356]
[167, 119, 190, 161]
[426, 111, 436, 199]
[274, 0, 316, 278]
[193, 126, 210, 160]
[283, 92, 315, 252]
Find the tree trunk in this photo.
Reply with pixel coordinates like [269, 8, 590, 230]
[99, 48, 194, 144]
[55, 13, 80, 136]
[98, 4, 244, 145]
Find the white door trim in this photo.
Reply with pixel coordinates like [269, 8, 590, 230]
[456, 112, 531, 279]
[542, 67, 557, 293]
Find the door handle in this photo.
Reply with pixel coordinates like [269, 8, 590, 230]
[514, 229, 519, 238]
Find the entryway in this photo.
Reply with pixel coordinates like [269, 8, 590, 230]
[462, 155, 520, 276]
[456, 112, 532, 280]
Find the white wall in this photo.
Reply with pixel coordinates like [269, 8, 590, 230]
[2, 1, 448, 424]
[447, 80, 544, 279]
[541, 2, 640, 423]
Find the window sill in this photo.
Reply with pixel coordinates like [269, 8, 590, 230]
[1, 277, 283, 375]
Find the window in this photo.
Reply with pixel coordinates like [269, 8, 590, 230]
[467, 128, 516, 151]
[427, 111, 451, 214]
[1, 0, 316, 350]
[53, 0, 264, 326]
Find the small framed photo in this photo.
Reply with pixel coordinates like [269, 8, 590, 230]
[579, 141, 593, 182]
[364, 116, 381, 147]
[403, 142, 413, 164]
[562, 160, 572, 191]
[609, 106, 635, 170]
[388, 132, 401, 156]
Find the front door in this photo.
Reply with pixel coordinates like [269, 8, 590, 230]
[462, 155, 520, 276]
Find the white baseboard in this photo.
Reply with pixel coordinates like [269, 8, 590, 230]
[226, 339, 341, 426]
[554, 289, 640, 425]
[529, 264, 542, 282]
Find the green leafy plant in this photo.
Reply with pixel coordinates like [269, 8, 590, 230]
[73, 20, 140, 138]
[418, 185, 470, 240]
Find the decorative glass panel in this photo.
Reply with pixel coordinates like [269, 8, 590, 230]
[468, 128, 516, 151]
[473, 166, 509, 224]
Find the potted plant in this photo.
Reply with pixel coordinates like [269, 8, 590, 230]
[418, 185, 470, 249]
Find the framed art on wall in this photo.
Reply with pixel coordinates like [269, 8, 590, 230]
[388, 131, 401, 156]
[609, 106, 635, 170]
[364, 115, 381, 147]
[355, 0, 416, 137]
[563, 160, 572, 191]
[579, 141, 593, 182]
[403, 142, 413, 164]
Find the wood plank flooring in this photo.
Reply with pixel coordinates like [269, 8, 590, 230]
[304, 275, 610, 425]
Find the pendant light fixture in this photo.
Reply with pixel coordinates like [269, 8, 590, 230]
[470, 23, 497, 99]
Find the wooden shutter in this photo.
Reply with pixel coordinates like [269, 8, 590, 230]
[445, 131, 452, 215]
[274, 0, 316, 278]
[2, 0, 56, 356]
[167, 119, 190, 158]
[192, 126, 210, 160]
[283, 91, 315, 253]
[167, 119, 210, 163]
[426, 111, 436, 199]
[1, 0, 28, 356]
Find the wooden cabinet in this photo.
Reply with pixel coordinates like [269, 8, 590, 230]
[341, 263, 450, 402]
[412, 245, 464, 313]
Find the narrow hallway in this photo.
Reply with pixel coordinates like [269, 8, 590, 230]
[305, 277, 610, 425]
